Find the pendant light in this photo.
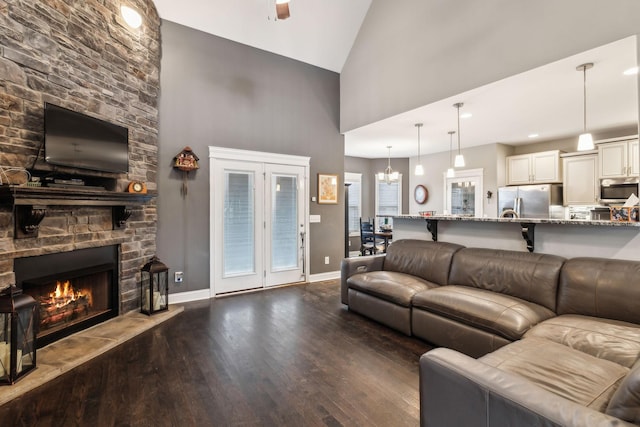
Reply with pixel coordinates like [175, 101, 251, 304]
[446, 131, 456, 178]
[378, 146, 399, 184]
[453, 103, 465, 167]
[414, 123, 424, 176]
[576, 63, 595, 151]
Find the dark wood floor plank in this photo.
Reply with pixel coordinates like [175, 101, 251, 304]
[0, 280, 430, 426]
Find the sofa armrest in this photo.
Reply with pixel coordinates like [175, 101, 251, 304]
[340, 255, 385, 305]
[420, 348, 635, 427]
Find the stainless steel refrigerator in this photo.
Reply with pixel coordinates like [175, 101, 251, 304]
[497, 184, 564, 219]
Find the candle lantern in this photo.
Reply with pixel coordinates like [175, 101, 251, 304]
[141, 256, 169, 315]
[0, 286, 37, 385]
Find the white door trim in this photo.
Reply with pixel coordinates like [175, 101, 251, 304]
[209, 146, 310, 297]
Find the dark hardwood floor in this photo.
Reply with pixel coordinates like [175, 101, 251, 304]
[0, 280, 431, 427]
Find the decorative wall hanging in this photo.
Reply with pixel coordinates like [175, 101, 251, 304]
[173, 146, 199, 197]
[317, 173, 338, 204]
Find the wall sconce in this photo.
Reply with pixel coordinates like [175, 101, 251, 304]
[121, 5, 142, 29]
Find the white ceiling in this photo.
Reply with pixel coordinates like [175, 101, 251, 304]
[150, 2, 637, 160]
[345, 36, 639, 159]
[151, 0, 372, 73]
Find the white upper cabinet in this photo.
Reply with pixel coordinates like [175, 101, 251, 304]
[598, 139, 639, 178]
[507, 150, 561, 185]
[563, 154, 598, 206]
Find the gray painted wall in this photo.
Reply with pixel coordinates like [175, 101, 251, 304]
[158, 20, 344, 294]
[341, 0, 640, 133]
[408, 145, 503, 217]
[344, 156, 410, 215]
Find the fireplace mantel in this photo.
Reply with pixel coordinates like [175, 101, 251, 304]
[0, 186, 156, 238]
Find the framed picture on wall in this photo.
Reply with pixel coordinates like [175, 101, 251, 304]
[318, 173, 338, 204]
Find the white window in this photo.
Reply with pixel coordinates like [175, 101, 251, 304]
[375, 173, 402, 227]
[443, 168, 483, 217]
[345, 172, 362, 236]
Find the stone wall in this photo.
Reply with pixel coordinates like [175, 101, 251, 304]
[0, 0, 161, 313]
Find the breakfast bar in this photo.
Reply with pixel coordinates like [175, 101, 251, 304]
[391, 215, 640, 261]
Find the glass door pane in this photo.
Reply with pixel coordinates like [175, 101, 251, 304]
[271, 175, 298, 271]
[224, 172, 255, 276]
[265, 164, 305, 287]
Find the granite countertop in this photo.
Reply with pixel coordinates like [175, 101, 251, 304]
[395, 215, 640, 227]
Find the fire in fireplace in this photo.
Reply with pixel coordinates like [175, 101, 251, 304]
[41, 280, 93, 331]
[14, 246, 119, 348]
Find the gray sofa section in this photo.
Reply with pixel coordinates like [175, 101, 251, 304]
[341, 240, 640, 426]
[343, 240, 463, 335]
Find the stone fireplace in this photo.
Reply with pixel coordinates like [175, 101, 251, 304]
[0, 0, 162, 335]
[14, 246, 120, 348]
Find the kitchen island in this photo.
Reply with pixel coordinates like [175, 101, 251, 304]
[392, 215, 640, 261]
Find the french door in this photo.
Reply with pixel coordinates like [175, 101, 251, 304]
[210, 148, 309, 295]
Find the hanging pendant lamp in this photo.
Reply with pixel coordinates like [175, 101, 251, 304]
[414, 123, 424, 176]
[453, 103, 466, 167]
[378, 146, 399, 185]
[447, 131, 456, 178]
[577, 63, 595, 151]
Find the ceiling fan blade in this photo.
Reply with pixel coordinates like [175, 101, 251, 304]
[276, 3, 290, 19]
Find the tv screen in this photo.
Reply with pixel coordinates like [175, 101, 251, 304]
[44, 103, 129, 174]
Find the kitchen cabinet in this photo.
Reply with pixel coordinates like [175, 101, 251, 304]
[506, 150, 561, 185]
[598, 139, 639, 178]
[562, 153, 598, 205]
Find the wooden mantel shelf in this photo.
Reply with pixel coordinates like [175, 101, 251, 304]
[0, 185, 156, 206]
[0, 185, 157, 238]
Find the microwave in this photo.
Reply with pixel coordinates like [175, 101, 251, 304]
[599, 178, 639, 204]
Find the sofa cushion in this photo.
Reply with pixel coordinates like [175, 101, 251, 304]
[481, 337, 630, 412]
[606, 360, 640, 423]
[383, 240, 464, 285]
[448, 248, 565, 311]
[412, 286, 555, 341]
[347, 271, 435, 307]
[525, 315, 640, 368]
[557, 257, 640, 325]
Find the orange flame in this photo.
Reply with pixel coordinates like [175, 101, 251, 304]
[49, 281, 92, 308]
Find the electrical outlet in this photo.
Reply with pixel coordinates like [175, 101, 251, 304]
[324, 256, 330, 265]
[174, 271, 184, 283]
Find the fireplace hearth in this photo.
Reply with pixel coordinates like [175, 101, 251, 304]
[13, 246, 119, 348]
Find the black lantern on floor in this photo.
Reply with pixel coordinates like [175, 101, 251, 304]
[0, 286, 37, 385]
[141, 256, 168, 315]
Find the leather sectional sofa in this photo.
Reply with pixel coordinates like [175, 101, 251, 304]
[340, 239, 640, 426]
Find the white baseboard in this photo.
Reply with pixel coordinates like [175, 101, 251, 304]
[169, 274, 339, 303]
[169, 288, 211, 304]
[309, 271, 340, 282]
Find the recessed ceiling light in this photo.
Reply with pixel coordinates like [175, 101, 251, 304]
[460, 112, 472, 119]
[528, 133, 539, 138]
[121, 5, 142, 29]
[623, 66, 639, 76]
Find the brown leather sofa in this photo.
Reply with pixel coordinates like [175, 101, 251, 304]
[341, 240, 640, 426]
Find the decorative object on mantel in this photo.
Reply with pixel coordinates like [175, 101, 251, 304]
[414, 123, 424, 176]
[576, 63, 595, 151]
[127, 181, 147, 194]
[453, 103, 466, 168]
[140, 256, 169, 315]
[378, 146, 399, 185]
[317, 173, 339, 204]
[173, 146, 199, 197]
[0, 286, 37, 385]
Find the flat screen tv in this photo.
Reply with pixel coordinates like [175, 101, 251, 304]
[44, 103, 129, 174]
